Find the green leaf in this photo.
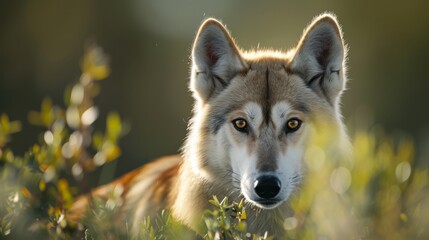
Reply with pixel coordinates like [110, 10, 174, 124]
[107, 112, 122, 141]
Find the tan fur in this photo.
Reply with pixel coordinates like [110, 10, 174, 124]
[68, 13, 351, 237]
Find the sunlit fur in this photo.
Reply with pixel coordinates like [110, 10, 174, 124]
[68, 13, 352, 237]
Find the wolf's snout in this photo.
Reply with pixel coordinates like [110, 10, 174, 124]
[253, 175, 281, 199]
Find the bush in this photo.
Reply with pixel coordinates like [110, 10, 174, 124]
[1, 46, 428, 239]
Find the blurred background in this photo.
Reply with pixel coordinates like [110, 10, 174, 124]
[1, 0, 428, 185]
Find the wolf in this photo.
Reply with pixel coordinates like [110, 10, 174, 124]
[68, 13, 351, 237]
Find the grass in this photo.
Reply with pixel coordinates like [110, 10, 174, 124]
[1, 46, 428, 239]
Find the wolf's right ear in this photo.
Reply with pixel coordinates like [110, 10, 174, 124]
[191, 18, 247, 103]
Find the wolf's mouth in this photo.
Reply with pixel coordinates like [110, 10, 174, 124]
[253, 199, 283, 209]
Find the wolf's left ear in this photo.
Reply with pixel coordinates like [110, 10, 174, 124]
[290, 14, 347, 105]
[191, 18, 247, 103]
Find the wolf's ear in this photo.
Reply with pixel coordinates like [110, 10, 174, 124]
[191, 18, 247, 103]
[291, 14, 347, 105]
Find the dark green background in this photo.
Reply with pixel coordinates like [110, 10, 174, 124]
[1, 1, 428, 183]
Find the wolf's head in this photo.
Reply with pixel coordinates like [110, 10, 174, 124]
[184, 14, 349, 210]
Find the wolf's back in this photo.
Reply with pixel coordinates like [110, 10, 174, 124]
[67, 155, 182, 231]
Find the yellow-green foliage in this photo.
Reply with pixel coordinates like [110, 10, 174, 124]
[0, 47, 428, 239]
[285, 132, 428, 239]
[0, 46, 124, 239]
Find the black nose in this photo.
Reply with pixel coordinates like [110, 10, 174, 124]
[254, 175, 281, 199]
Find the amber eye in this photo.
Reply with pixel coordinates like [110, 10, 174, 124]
[232, 118, 248, 133]
[286, 118, 302, 133]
